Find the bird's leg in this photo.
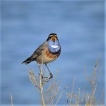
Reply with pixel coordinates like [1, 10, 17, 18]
[45, 64, 53, 79]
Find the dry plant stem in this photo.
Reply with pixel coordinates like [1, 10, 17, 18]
[70, 76, 76, 104]
[50, 82, 60, 104]
[66, 92, 69, 105]
[81, 88, 85, 104]
[76, 88, 80, 105]
[45, 81, 60, 104]
[29, 70, 39, 87]
[27, 68, 40, 93]
[64, 55, 103, 106]
[26, 57, 70, 106]
[44, 70, 61, 105]
[55, 90, 63, 105]
[27, 65, 61, 105]
[84, 56, 101, 105]
[86, 93, 89, 105]
[38, 64, 45, 106]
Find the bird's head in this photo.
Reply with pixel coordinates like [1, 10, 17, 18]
[47, 33, 61, 54]
[47, 33, 58, 42]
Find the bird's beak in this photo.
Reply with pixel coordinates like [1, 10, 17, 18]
[51, 36, 57, 42]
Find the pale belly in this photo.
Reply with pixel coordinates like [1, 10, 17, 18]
[36, 55, 56, 64]
[36, 48, 60, 64]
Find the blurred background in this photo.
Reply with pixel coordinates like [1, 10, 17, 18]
[1, 1, 104, 105]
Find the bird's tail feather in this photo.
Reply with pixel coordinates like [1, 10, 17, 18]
[21, 57, 35, 64]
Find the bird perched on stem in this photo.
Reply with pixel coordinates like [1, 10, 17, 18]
[22, 33, 61, 79]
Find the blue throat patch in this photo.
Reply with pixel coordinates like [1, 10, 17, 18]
[48, 40, 60, 53]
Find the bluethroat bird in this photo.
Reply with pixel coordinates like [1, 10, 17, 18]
[22, 33, 61, 79]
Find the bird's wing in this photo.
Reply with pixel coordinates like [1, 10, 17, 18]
[30, 41, 48, 59]
[21, 41, 48, 64]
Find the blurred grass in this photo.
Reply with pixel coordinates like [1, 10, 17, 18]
[66, 55, 104, 106]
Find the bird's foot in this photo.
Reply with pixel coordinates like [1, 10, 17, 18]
[49, 73, 53, 79]
[38, 72, 53, 79]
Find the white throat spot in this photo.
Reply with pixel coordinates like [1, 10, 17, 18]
[51, 45, 58, 48]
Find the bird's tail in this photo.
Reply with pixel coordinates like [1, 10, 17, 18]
[21, 57, 35, 64]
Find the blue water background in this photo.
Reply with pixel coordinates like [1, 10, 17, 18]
[1, 1, 104, 105]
